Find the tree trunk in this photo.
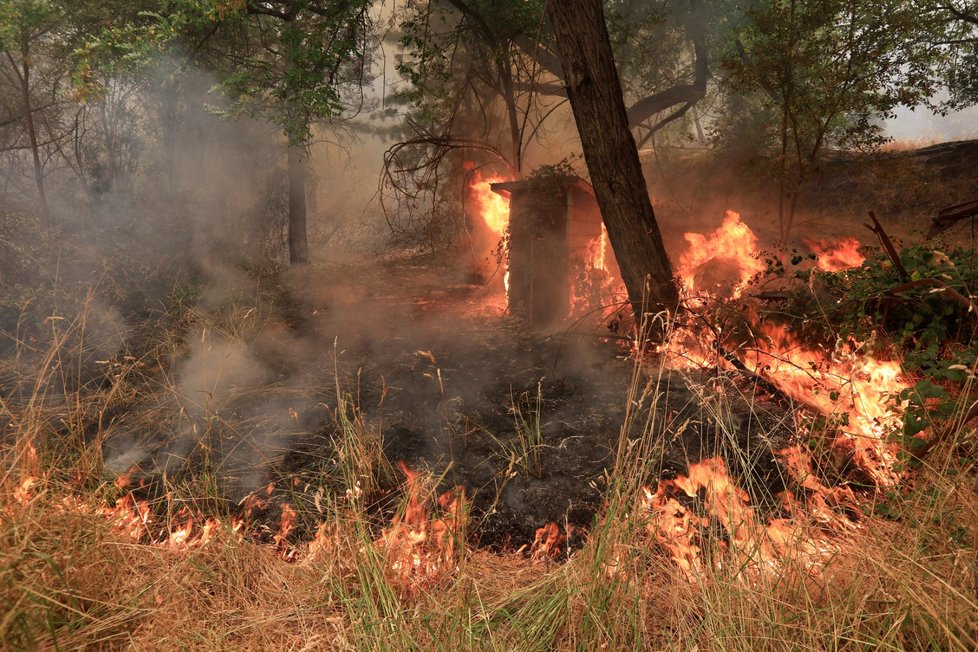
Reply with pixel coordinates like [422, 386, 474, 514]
[13, 46, 51, 227]
[497, 47, 524, 175]
[287, 144, 309, 265]
[547, 0, 679, 336]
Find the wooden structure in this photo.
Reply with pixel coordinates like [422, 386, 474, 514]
[491, 177, 604, 327]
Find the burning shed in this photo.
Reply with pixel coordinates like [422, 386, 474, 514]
[490, 176, 618, 327]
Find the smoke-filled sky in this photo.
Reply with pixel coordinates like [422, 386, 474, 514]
[886, 101, 978, 142]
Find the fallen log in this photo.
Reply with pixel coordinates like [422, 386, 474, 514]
[928, 198, 978, 238]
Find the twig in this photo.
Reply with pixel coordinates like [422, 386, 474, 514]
[886, 278, 978, 315]
[864, 211, 909, 282]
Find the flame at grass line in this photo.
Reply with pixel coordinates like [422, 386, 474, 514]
[668, 212, 907, 485]
[3, 208, 906, 582]
[647, 213, 910, 574]
[748, 324, 906, 486]
[643, 455, 847, 577]
[83, 463, 470, 583]
[375, 462, 468, 586]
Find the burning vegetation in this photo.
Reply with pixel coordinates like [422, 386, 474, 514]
[5, 184, 978, 648]
[3, 1, 978, 648]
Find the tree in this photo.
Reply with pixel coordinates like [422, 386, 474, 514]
[720, 0, 946, 237]
[547, 0, 679, 334]
[0, 0, 65, 226]
[394, 0, 717, 163]
[387, 0, 720, 256]
[205, 1, 373, 264]
[0, 1, 159, 227]
[97, 0, 375, 264]
[937, 2, 978, 108]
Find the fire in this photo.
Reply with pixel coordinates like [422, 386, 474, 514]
[806, 237, 865, 271]
[644, 456, 839, 576]
[747, 324, 906, 486]
[530, 522, 566, 560]
[467, 168, 512, 295]
[591, 224, 610, 272]
[104, 494, 152, 541]
[467, 170, 510, 238]
[274, 503, 297, 559]
[678, 210, 766, 299]
[669, 215, 908, 487]
[376, 462, 468, 586]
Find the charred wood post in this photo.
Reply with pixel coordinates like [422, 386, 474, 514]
[492, 177, 606, 328]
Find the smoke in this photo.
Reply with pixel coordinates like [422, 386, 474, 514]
[886, 99, 978, 143]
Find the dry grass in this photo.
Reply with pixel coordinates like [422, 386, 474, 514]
[2, 267, 977, 650]
[4, 350, 977, 652]
[3, 453, 975, 650]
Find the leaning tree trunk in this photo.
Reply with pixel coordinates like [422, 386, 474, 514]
[547, 0, 679, 337]
[287, 144, 309, 265]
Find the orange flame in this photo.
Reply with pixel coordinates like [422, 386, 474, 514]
[668, 214, 907, 486]
[376, 462, 468, 587]
[644, 457, 843, 576]
[678, 211, 765, 299]
[103, 494, 152, 540]
[746, 323, 906, 486]
[274, 503, 297, 559]
[468, 170, 510, 238]
[530, 522, 566, 560]
[806, 237, 865, 272]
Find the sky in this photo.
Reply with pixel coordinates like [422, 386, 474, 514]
[885, 103, 978, 142]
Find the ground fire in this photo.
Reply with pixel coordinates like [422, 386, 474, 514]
[5, 3, 978, 647]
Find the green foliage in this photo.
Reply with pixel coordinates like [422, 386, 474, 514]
[79, 0, 373, 145]
[717, 0, 949, 235]
[932, 1, 978, 109]
[846, 248, 977, 442]
[768, 246, 978, 445]
[722, 0, 944, 153]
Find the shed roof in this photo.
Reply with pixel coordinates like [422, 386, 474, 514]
[490, 176, 594, 199]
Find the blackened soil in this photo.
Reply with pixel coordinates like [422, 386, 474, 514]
[102, 254, 797, 551]
[278, 255, 796, 550]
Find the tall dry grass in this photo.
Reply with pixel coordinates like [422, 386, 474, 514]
[2, 295, 977, 651]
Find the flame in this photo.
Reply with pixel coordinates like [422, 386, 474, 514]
[468, 170, 510, 238]
[644, 457, 841, 576]
[572, 223, 629, 320]
[747, 324, 906, 486]
[530, 522, 566, 560]
[806, 237, 865, 271]
[103, 494, 152, 540]
[669, 214, 908, 486]
[274, 503, 297, 559]
[467, 168, 512, 296]
[592, 225, 609, 272]
[678, 211, 766, 299]
[376, 462, 468, 587]
[168, 508, 195, 546]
